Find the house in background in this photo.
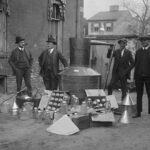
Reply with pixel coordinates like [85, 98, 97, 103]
[85, 5, 138, 88]
[87, 5, 134, 36]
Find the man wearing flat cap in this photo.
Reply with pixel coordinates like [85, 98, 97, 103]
[8, 36, 33, 96]
[38, 34, 68, 90]
[107, 38, 134, 101]
[133, 36, 150, 118]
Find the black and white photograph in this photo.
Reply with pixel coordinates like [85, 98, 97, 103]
[0, 0, 150, 149]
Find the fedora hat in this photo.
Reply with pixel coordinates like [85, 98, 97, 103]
[46, 35, 56, 44]
[15, 36, 25, 44]
[138, 35, 150, 41]
[118, 38, 127, 44]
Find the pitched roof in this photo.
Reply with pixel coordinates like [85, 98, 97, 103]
[88, 10, 131, 21]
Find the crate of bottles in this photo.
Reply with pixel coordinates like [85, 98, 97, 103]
[87, 96, 106, 109]
[85, 89, 106, 109]
[47, 90, 68, 111]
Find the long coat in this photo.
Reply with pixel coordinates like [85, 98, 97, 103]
[38, 48, 68, 77]
[8, 47, 33, 75]
[107, 48, 134, 79]
[134, 47, 150, 79]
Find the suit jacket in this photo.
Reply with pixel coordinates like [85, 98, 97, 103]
[38, 48, 68, 76]
[107, 48, 134, 79]
[134, 47, 150, 79]
[8, 47, 33, 75]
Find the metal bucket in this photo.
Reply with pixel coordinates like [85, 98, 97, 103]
[16, 95, 32, 109]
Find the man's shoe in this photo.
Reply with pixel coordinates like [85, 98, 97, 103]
[132, 113, 141, 118]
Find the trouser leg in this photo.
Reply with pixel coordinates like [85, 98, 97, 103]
[120, 77, 127, 100]
[108, 74, 119, 95]
[24, 69, 32, 96]
[43, 76, 51, 90]
[15, 69, 23, 94]
[50, 73, 58, 90]
[145, 77, 150, 114]
[135, 77, 144, 113]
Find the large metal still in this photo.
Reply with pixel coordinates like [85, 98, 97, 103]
[58, 38, 101, 91]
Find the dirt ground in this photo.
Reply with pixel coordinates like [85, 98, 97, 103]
[0, 91, 150, 150]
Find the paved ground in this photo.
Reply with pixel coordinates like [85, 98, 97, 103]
[0, 91, 150, 150]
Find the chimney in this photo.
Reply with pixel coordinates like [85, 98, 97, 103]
[109, 5, 119, 12]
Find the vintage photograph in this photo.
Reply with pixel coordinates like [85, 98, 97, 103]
[0, 0, 150, 149]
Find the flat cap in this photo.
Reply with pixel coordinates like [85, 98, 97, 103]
[118, 38, 127, 44]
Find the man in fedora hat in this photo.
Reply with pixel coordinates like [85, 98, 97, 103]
[133, 36, 150, 118]
[38, 34, 68, 90]
[107, 38, 134, 101]
[8, 36, 33, 96]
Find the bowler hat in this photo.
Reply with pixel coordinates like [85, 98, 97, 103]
[15, 36, 25, 44]
[46, 35, 56, 44]
[138, 35, 150, 41]
[118, 38, 127, 44]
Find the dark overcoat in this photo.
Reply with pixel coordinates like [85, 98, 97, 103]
[8, 47, 33, 75]
[38, 48, 68, 77]
[107, 48, 134, 79]
[134, 47, 150, 79]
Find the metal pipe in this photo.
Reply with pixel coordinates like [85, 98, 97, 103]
[75, 0, 79, 39]
[62, 21, 64, 53]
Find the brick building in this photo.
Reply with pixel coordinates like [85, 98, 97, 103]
[0, 0, 84, 93]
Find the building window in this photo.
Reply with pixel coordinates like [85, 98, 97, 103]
[51, 3, 61, 20]
[105, 22, 113, 32]
[91, 23, 100, 32]
[47, 0, 66, 21]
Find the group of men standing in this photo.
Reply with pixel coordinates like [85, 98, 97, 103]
[107, 36, 150, 118]
[8, 34, 150, 118]
[8, 35, 68, 96]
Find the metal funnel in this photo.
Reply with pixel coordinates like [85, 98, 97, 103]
[122, 92, 134, 106]
[119, 106, 131, 124]
[12, 100, 18, 109]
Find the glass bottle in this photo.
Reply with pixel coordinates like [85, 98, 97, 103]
[73, 97, 79, 109]
[80, 101, 87, 115]
[105, 100, 111, 113]
[33, 107, 38, 119]
[44, 110, 52, 125]
[37, 109, 43, 123]
[87, 98, 92, 108]
[60, 101, 68, 114]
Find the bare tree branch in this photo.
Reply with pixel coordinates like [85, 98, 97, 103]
[123, 2, 142, 21]
[122, 0, 150, 35]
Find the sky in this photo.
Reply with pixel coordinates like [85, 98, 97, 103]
[84, 0, 123, 19]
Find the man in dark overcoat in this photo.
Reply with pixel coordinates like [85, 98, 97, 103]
[38, 35, 68, 90]
[133, 36, 150, 118]
[8, 36, 33, 96]
[107, 38, 134, 101]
